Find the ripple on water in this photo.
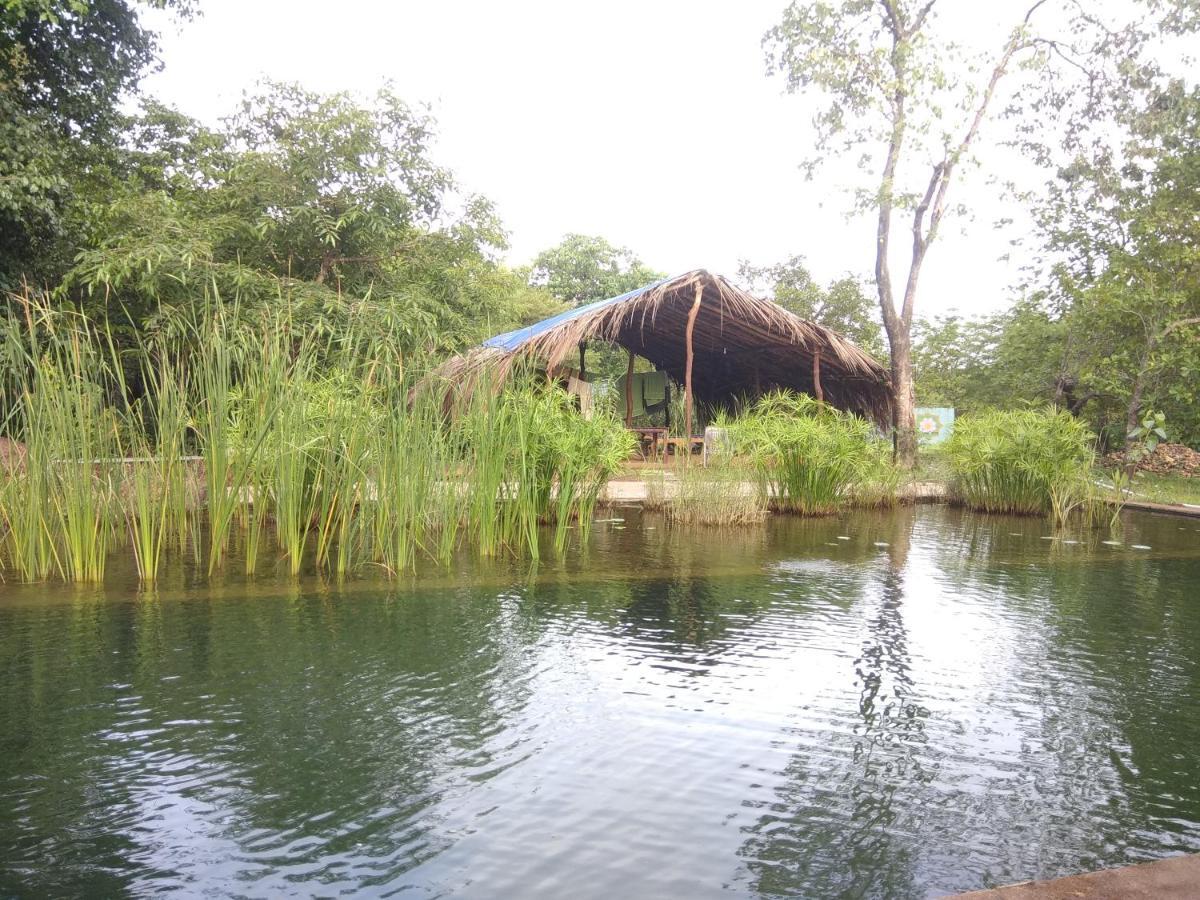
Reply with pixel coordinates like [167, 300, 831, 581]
[1, 506, 1200, 897]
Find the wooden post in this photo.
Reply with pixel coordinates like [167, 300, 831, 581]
[624, 348, 635, 427]
[684, 282, 703, 441]
[812, 350, 824, 406]
[578, 341, 587, 381]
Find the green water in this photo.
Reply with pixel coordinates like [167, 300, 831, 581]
[2, 506, 1200, 898]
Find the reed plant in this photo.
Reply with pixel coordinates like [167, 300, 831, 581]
[0, 432, 56, 581]
[369, 385, 458, 571]
[550, 404, 636, 548]
[5, 306, 122, 582]
[0, 288, 642, 581]
[725, 391, 896, 515]
[191, 307, 247, 573]
[460, 383, 633, 557]
[309, 374, 377, 576]
[946, 408, 1098, 522]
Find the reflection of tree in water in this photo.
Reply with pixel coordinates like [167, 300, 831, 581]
[740, 508, 936, 899]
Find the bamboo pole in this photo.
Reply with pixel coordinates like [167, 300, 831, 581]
[684, 282, 703, 441]
[812, 349, 824, 406]
[624, 349, 635, 427]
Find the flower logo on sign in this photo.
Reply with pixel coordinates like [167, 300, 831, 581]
[919, 415, 941, 434]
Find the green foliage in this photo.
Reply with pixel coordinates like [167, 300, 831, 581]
[912, 302, 1067, 413]
[62, 84, 537, 354]
[737, 256, 884, 358]
[0, 92, 71, 289]
[0, 0, 196, 287]
[1124, 410, 1169, 477]
[946, 408, 1098, 521]
[1, 0, 195, 137]
[1128, 410, 1168, 455]
[529, 233, 663, 306]
[724, 391, 896, 515]
[1032, 84, 1200, 448]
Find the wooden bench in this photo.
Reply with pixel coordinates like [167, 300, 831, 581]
[666, 436, 704, 457]
[630, 427, 668, 460]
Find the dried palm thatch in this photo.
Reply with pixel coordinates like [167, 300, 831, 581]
[424, 270, 893, 427]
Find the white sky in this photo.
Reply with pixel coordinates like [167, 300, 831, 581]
[142, 0, 1078, 318]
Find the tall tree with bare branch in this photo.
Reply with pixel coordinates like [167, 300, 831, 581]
[765, 0, 1199, 467]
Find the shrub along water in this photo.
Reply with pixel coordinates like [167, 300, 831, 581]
[946, 408, 1099, 522]
[0, 293, 634, 583]
[724, 391, 897, 515]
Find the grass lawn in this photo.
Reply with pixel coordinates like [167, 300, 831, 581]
[1123, 472, 1200, 506]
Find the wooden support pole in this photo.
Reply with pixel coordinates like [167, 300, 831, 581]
[684, 282, 703, 441]
[624, 348, 635, 427]
[812, 350, 824, 407]
[578, 341, 587, 381]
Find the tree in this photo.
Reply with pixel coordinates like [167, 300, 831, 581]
[764, 0, 1198, 467]
[529, 234, 663, 307]
[1036, 84, 1200, 447]
[0, 0, 196, 287]
[64, 84, 551, 356]
[738, 256, 885, 358]
[911, 302, 1064, 413]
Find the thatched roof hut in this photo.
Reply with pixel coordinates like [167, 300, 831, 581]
[428, 270, 892, 430]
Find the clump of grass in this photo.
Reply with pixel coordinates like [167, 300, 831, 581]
[457, 380, 634, 559]
[664, 460, 767, 526]
[946, 408, 1099, 523]
[724, 391, 896, 515]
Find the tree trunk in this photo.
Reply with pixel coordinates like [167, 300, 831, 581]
[888, 328, 917, 467]
[1124, 353, 1151, 449]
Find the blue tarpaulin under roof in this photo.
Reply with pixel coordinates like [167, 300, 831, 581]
[483, 274, 676, 353]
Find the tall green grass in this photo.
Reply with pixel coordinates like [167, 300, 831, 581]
[0, 302, 121, 581]
[946, 408, 1098, 522]
[0, 290, 637, 582]
[117, 358, 191, 583]
[725, 391, 897, 515]
[652, 459, 768, 526]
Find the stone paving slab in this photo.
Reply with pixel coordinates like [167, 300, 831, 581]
[952, 854, 1200, 899]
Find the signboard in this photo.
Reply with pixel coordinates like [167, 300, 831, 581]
[915, 407, 955, 445]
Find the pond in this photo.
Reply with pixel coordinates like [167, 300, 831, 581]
[2, 506, 1200, 898]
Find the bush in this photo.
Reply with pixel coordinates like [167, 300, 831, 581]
[725, 391, 896, 515]
[946, 407, 1097, 520]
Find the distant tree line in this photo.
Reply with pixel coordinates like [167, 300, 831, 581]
[2, 0, 1197, 450]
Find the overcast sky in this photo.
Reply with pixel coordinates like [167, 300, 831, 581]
[143, 0, 1058, 318]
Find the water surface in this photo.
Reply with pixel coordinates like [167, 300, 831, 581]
[3, 506, 1200, 898]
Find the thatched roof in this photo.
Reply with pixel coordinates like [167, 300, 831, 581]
[427, 270, 893, 427]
